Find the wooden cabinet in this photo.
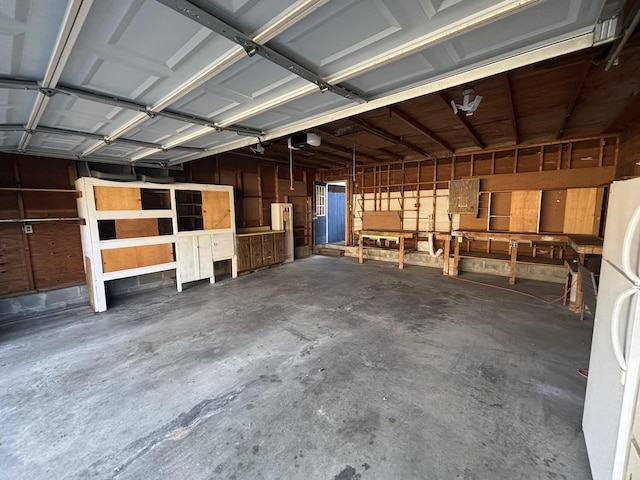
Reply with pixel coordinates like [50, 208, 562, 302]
[236, 231, 286, 272]
[76, 177, 237, 312]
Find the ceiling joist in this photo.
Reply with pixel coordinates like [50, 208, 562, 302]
[351, 117, 431, 158]
[503, 73, 519, 145]
[388, 106, 454, 153]
[555, 57, 593, 139]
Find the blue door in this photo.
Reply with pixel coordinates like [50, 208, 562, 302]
[327, 185, 345, 243]
[313, 182, 327, 245]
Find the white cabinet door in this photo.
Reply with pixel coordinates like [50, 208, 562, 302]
[176, 237, 198, 284]
[176, 235, 213, 285]
[197, 235, 214, 278]
[212, 232, 234, 260]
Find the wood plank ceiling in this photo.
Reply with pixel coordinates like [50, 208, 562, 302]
[247, 36, 640, 170]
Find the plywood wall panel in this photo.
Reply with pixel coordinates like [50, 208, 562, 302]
[563, 188, 599, 234]
[115, 219, 159, 239]
[94, 187, 141, 210]
[0, 224, 31, 295]
[539, 190, 566, 233]
[101, 244, 173, 273]
[30, 223, 84, 289]
[509, 190, 541, 232]
[202, 191, 231, 230]
[362, 211, 401, 230]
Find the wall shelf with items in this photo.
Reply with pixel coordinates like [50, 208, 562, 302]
[76, 177, 237, 312]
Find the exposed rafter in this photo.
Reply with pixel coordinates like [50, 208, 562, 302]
[503, 73, 519, 145]
[437, 93, 484, 149]
[555, 57, 593, 139]
[388, 106, 454, 152]
[351, 117, 431, 158]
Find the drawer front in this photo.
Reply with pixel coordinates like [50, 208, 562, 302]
[212, 232, 235, 260]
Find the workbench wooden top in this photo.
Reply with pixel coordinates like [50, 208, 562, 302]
[567, 234, 603, 254]
[359, 230, 418, 238]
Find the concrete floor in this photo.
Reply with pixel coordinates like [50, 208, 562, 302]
[0, 256, 593, 480]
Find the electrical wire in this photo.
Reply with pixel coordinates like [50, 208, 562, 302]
[289, 147, 294, 191]
[449, 275, 577, 305]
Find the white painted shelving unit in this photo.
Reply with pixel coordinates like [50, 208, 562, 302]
[76, 177, 237, 312]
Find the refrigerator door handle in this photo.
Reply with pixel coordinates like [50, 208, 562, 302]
[622, 204, 640, 285]
[611, 287, 638, 377]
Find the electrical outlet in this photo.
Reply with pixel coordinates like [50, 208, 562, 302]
[23, 224, 33, 234]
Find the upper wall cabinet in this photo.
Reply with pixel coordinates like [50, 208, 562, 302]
[76, 177, 237, 312]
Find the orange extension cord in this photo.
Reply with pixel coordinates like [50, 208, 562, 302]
[449, 275, 589, 379]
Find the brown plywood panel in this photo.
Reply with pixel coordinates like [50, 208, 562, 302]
[362, 211, 402, 230]
[30, 223, 84, 289]
[262, 234, 275, 265]
[480, 166, 615, 192]
[202, 190, 231, 230]
[449, 178, 480, 214]
[274, 233, 285, 263]
[115, 218, 159, 239]
[509, 190, 541, 232]
[564, 188, 598, 234]
[539, 190, 567, 233]
[0, 224, 31, 295]
[136, 244, 173, 268]
[101, 244, 173, 273]
[94, 186, 141, 210]
[250, 236, 262, 269]
[236, 236, 251, 271]
[459, 192, 489, 230]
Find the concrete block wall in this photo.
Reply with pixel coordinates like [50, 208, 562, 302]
[331, 245, 567, 284]
[0, 284, 89, 324]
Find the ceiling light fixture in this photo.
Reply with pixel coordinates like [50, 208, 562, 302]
[451, 87, 483, 116]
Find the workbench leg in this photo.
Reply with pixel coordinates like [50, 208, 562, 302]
[443, 237, 450, 276]
[452, 236, 460, 277]
[399, 236, 405, 270]
[509, 242, 518, 285]
[358, 237, 364, 264]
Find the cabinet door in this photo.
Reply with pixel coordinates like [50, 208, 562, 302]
[274, 233, 285, 263]
[197, 235, 214, 279]
[250, 236, 263, 269]
[262, 234, 275, 266]
[236, 237, 251, 271]
[176, 237, 198, 283]
[177, 235, 213, 283]
[212, 232, 234, 260]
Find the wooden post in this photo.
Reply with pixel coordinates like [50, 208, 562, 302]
[509, 241, 518, 285]
[443, 235, 450, 275]
[453, 235, 460, 277]
[257, 164, 264, 226]
[12, 159, 35, 291]
[399, 235, 405, 270]
[415, 160, 421, 232]
[358, 234, 364, 264]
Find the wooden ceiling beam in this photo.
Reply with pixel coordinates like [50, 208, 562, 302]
[351, 116, 432, 158]
[605, 91, 640, 133]
[229, 150, 320, 170]
[555, 57, 593, 139]
[388, 106, 455, 152]
[315, 139, 379, 163]
[437, 93, 484, 149]
[503, 73, 519, 145]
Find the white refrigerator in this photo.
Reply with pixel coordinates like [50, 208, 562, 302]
[583, 177, 640, 479]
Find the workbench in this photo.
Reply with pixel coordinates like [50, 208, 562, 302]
[450, 230, 567, 285]
[566, 234, 603, 313]
[358, 230, 418, 269]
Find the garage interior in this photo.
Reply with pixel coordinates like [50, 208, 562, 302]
[1, 0, 640, 479]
